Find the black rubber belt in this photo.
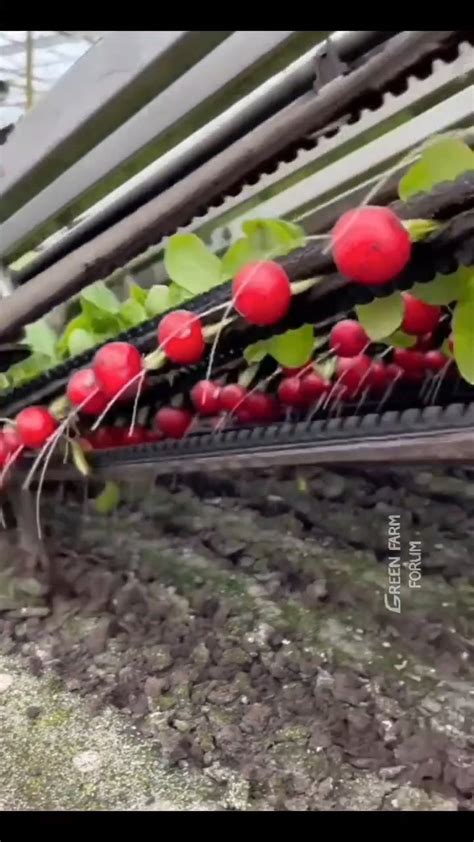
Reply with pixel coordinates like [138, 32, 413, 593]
[88, 400, 474, 469]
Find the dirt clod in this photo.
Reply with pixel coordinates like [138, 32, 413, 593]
[2, 466, 474, 810]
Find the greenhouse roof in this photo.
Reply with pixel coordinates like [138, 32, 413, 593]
[0, 31, 107, 128]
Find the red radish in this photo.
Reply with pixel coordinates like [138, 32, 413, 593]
[254, 392, 280, 421]
[278, 377, 306, 408]
[240, 391, 279, 422]
[393, 348, 426, 383]
[232, 261, 291, 326]
[415, 333, 434, 351]
[300, 372, 330, 402]
[158, 310, 205, 365]
[191, 380, 221, 416]
[266, 395, 282, 421]
[117, 375, 150, 404]
[327, 382, 350, 402]
[424, 350, 450, 373]
[219, 384, 247, 412]
[16, 406, 58, 449]
[0, 427, 23, 474]
[93, 342, 143, 399]
[336, 354, 372, 397]
[0, 434, 10, 467]
[111, 428, 130, 446]
[145, 429, 165, 443]
[330, 319, 369, 357]
[236, 407, 253, 425]
[366, 361, 387, 394]
[87, 428, 110, 450]
[393, 348, 425, 374]
[123, 426, 148, 446]
[3, 426, 22, 455]
[67, 368, 108, 415]
[385, 363, 403, 383]
[155, 407, 193, 439]
[403, 367, 425, 384]
[401, 294, 441, 336]
[331, 206, 411, 285]
[88, 427, 123, 450]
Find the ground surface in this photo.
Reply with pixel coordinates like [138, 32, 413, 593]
[1, 465, 473, 811]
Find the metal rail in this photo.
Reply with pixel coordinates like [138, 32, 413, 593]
[3, 31, 396, 271]
[91, 400, 474, 468]
[100, 43, 474, 286]
[0, 31, 459, 340]
[210, 87, 474, 251]
[77, 44, 474, 288]
[0, 31, 233, 221]
[15, 432, 474, 485]
[15, 404, 474, 484]
[11, 32, 471, 290]
[93, 431, 474, 474]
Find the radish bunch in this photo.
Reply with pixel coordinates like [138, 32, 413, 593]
[0, 204, 462, 484]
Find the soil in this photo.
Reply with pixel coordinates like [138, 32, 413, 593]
[1, 464, 473, 811]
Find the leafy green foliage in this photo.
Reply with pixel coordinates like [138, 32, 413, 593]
[399, 138, 474, 201]
[81, 281, 120, 314]
[145, 285, 172, 317]
[57, 315, 93, 357]
[221, 220, 305, 279]
[79, 282, 122, 335]
[166, 220, 306, 290]
[120, 299, 147, 327]
[128, 282, 148, 306]
[244, 340, 270, 365]
[314, 357, 336, 381]
[24, 319, 59, 363]
[402, 218, 440, 241]
[452, 300, 474, 384]
[356, 292, 404, 342]
[242, 219, 306, 258]
[244, 325, 314, 369]
[67, 328, 97, 356]
[267, 325, 314, 368]
[7, 353, 52, 388]
[1, 217, 306, 395]
[296, 472, 309, 493]
[221, 239, 260, 279]
[238, 364, 260, 388]
[168, 283, 193, 307]
[164, 234, 222, 294]
[383, 330, 416, 349]
[94, 481, 121, 514]
[70, 440, 91, 477]
[410, 267, 474, 306]
[9, 250, 38, 271]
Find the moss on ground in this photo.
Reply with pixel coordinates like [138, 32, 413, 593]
[0, 655, 220, 811]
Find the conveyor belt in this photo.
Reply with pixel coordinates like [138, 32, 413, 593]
[1, 178, 472, 417]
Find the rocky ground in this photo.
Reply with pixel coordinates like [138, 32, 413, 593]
[0, 465, 473, 811]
